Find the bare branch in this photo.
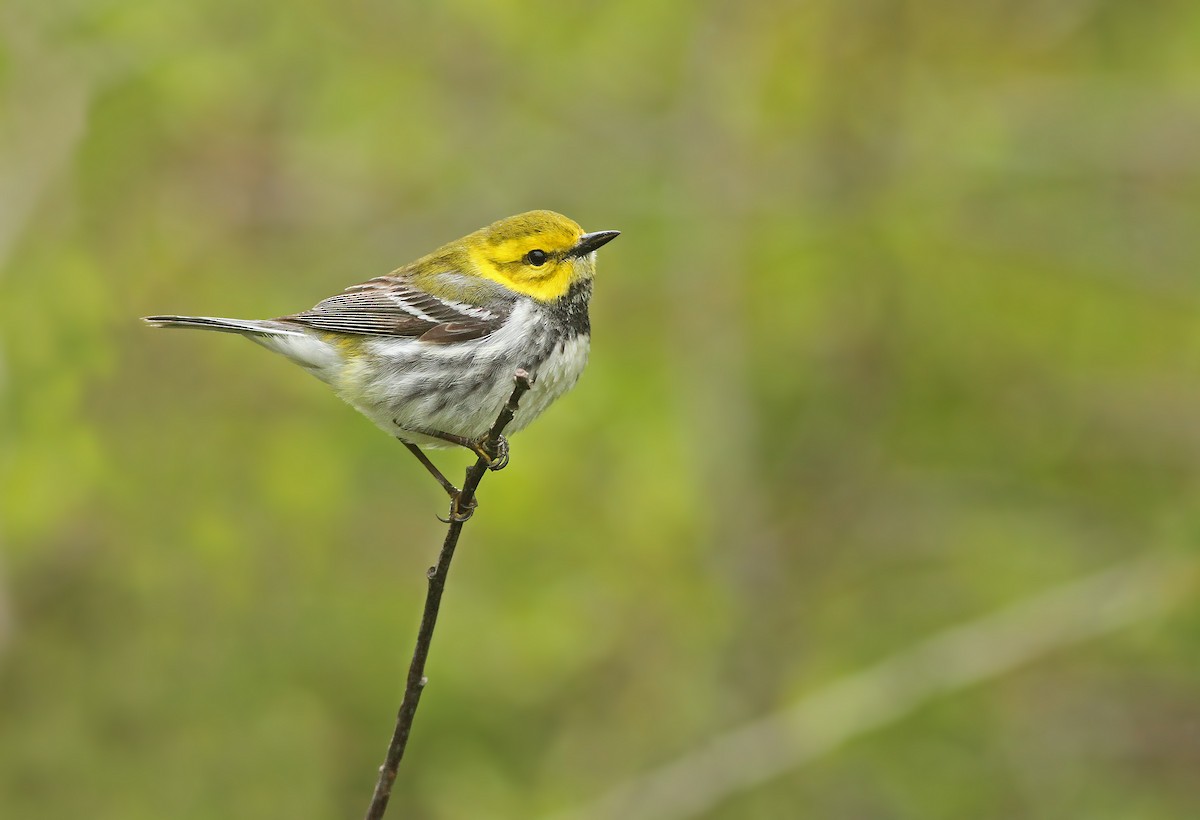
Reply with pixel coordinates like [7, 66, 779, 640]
[363, 369, 534, 820]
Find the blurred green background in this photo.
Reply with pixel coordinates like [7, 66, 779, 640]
[3, 1, 1200, 818]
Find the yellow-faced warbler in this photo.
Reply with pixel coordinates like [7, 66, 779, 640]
[144, 210, 619, 516]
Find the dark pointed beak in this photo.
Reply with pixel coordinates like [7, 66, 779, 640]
[570, 230, 620, 258]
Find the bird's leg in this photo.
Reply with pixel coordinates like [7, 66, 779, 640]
[400, 440, 459, 497]
[414, 429, 510, 472]
[399, 439, 478, 522]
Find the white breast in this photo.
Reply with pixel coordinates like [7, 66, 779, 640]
[326, 297, 590, 446]
[508, 333, 590, 434]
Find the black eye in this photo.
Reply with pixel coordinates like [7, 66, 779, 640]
[524, 249, 548, 266]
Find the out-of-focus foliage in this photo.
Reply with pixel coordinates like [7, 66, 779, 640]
[2, 1, 1199, 818]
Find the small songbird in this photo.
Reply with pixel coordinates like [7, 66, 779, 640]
[144, 210, 619, 517]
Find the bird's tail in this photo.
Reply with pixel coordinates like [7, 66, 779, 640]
[142, 315, 304, 337]
[143, 314, 342, 381]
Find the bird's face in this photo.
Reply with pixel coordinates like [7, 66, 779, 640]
[466, 210, 619, 303]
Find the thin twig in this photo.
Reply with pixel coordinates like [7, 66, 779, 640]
[364, 369, 534, 820]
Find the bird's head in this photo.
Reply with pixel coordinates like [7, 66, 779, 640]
[458, 210, 619, 303]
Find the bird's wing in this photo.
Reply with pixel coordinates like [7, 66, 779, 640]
[282, 275, 511, 344]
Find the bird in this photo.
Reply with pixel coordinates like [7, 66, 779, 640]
[144, 210, 619, 518]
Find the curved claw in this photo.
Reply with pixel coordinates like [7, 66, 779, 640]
[485, 435, 510, 471]
[470, 434, 509, 471]
[437, 493, 478, 523]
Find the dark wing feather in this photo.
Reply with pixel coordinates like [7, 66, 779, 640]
[282, 275, 508, 342]
[418, 320, 495, 344]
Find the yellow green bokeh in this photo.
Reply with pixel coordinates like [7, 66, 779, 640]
[3, 1, 1200, 818]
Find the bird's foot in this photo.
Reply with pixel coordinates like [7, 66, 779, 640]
[470, 434, 509, 471]
[438, 492, 478, 523]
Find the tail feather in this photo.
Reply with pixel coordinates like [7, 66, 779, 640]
[142, 315, 303, 336]
[144, 314, 342, 380]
